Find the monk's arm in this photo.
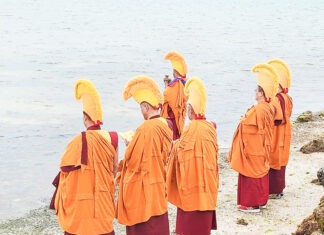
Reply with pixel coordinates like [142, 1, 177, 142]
[60, 135, 82, 168]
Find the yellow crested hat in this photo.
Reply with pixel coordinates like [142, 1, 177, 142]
[122, 75, 163, 108]
[164, 51, 188, 77]
[184, 77, 207, 115]
[252, 63, 279, 101]
[267, 59, 291, 90]
[74, 79, 103, 125]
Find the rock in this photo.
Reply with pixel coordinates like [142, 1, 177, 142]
[236, 218, 248, 225]
[293, 196, 324, 235]
[319, 112, 324, 118]
[311, 178, 321, 186]
[300, 138, 324, 154]
[315, 197, 324, 233]
[297, 111, 313, 122]
[293, 214, 318, 235]
[318, 168, 324, 187]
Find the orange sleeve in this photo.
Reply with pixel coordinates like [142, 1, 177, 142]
[60, 135, 82, 168]
[161, 81, 187, 135]
[228, 105, 271, 178]
[271, 97, 283, 122]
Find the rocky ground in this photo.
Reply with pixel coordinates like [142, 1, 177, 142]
[0, 111, 323, 235]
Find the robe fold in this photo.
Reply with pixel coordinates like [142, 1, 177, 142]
[167, 120, 218, 234]
[54, 130, 117, 235]
[161, 80, 187, 139]
[116, 117, 172, 232]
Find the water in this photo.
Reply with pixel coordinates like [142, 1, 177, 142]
[0, 0, 323, 221]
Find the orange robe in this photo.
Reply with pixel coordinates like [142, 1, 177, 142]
[269, 96, 284, 170]
[269, 93, 292, 194]
[278, 93, 293, 166]
[270, 93, 293, 168]
[116, 117, 172, 226]
[228, 102, 275, 178]
[167, 120, 219, 211]
[54, 130, 117, 235]
[161, 80, 187, 138]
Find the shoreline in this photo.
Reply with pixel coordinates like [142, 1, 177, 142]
[0, 111, 323, 234]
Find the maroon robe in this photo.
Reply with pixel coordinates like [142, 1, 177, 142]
[269, 166, 286, 194]
[238, 173, 269, 207]
[167, 106, 180, 140]
[126, 212, 169, 235]
[175, 208, 216, 235]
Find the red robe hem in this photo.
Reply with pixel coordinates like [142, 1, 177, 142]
[126, 212, 169, 235]
[175, 208, 217, 235]
[65, 231, 115, 235]
[237, 173, 269, 207]
[269, 166, 286, 194]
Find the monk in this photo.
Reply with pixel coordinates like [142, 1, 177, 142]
[50, 79, 118, 235]
[116, 76, 173, 235]
[228, 64, 278, 212]
[161, 51, 188, 140]
[167, 77, 219, 235]
[268, 59, 293, 199]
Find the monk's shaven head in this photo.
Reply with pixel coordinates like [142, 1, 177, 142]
[140, 102, 159, 120]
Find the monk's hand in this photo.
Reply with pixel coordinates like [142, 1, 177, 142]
[115, 172, 121, 184]
[117, 160, 124, 172]
[163, 75, 171, 88]
[164, 80, 169, 88]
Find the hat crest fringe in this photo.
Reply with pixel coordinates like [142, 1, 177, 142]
[267, 58, 291, 88]
[184, 77, 207, 115]
[74, 79, 103, 123]
[164, 51, 188, 76]
[122, 76, 163, 105]
[252, 63, 279, 99]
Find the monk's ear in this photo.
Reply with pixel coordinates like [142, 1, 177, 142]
[187, 104, 193, 114]
[140, 102, 147, 112]
[83, 113, 87, 121]
[83, 112, 91, 122]
[143, 102, 150, 111]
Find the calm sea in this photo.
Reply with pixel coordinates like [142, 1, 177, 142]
[0, 0, 323, 220]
